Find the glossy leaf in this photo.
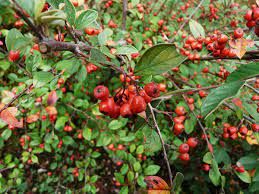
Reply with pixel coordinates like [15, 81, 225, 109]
[171, 172, 184, 193]
[201, 81, 244, 117]
[235, 171, 251, 183]
[144, 165, 160, 175]
[209, 159, 221, 186]
[135, 44, 186, 76]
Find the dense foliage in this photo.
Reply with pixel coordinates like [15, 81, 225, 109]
[0, 0, 258, 193]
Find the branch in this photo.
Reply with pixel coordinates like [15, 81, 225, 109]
[39, 40, 92, 54]
[122, 0, 128, 31]
[10, 0, 45, 39]
[0, 84, 32, 114]
[148, 103, 173, 188]
[170, 0, 206, 43]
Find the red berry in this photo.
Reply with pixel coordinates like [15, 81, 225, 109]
[8, 50, 20, 62]
[251, 124, 259, 132]
[233, 28, 244, 39]
[228, 126, 237, 134]
[202, 163, 210, 171]
[130, 96, 147, 114]
[244, 10, 253, 21]
[175, 106, 186, 116]
[253, 8, 259, 20]
[218, 34, 228, 44]
[94, 85, 110, 101]
[239, 126, 248, 135]
[179, 153, 190, 161]
[120, 103, 132, 117]
[144, 82, 160, 98]
[173, 123, 184, 135]
[99, 97, 115, 115]
[179, 143, 189, 153]
[139, 90, 152, 103]
[187, 137, 198, 148]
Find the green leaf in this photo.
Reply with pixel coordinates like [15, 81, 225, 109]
[1, 129, 12, 140]
[6, 28, 30, 51]
[31, 154, 39, 164]
[34, 0, 46, 19]
[98, 29, 113, 45]
[144, 129, 162, 154]
[56, 59, 81, 75]
[83, 127, 92, 141]
[46, 0, 63, 8]
[108, 120, 124, 130]
[226, 62, 259, 82]
[119, 186, 128, 194]
[133, 162, 141, 172]
[62, 136, 75, 145]
[235, 171, 251, 183]
[135, 44, 186, 76]
[184, 115, 196, 134]
[238, 155, 259, 170]
[127, 171, 134, 183]
[120, 164, 129, 175]
[201, 81, 244, 117]
[115, 45, 138, 55]
[76, 10, 98, 30]
[64, 0, 76, 25]
[144, 165, 160, 175]
[189, 19, 205, 38]
[54, 116, 68, 130]
[203, 152, 213, 164]
[137, 175, 147, 188]
[172, 172, 184, 193]
[33, 71, 54, 88]
[209, 159, 221, 186]
[136, 145, 144, 154]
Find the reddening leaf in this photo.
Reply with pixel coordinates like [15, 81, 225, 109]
[229, 38, 254, 59]
[47, 90, 58, 106]
[144, 176, 170, 190]
[0, 107, 23, 128]
[45, 106, 58, 115]
[26, 114, 39, 123]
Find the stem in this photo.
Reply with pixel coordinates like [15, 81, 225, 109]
[148, 103, 173, 187]
[0, 84, 32, 114]
[122, 0, 128, 31]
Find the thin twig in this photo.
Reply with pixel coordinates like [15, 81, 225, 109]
[0, 84, 32, 113]
[122, 0, 128, 31]
[170, 0, 206, 42]
[245, 83, 259, 94]
[148, 103, 173, 187]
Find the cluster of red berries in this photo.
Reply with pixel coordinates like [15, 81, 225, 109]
[94, 81, 163, 118]
[19, 135, 30, 147]
[105, 0, 113, 8]
[86, 63, 99, 74]
[178, 137, 198, 162]
[244, 5, 259, 36]
[108, 20, 118, 28]
[84, 28, 101, 36]
[173, 106, 186, 135]
[137, 4, 145, 13]
[180, 3, 190, 12]
[180, 35, 203, 61]
[64, 125, 73, 132]
[72, 168, 79, 177]
[208, 4, 219, 21]
[222, 124, 248, 140]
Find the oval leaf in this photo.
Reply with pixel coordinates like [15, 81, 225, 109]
[135, 44, 186, 76]
[76, 10, 98, 30]
[189, 19, 205, 38]
[227, 62, 259, 82]
[201, 81, 244, 117]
